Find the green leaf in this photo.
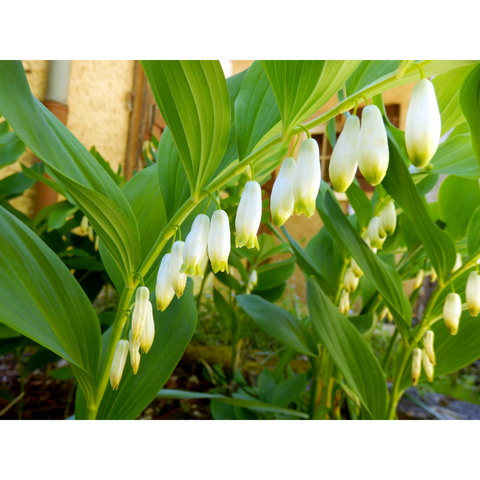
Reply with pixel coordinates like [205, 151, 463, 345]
[383, 123, 457, 281]
[254, 258, 295, 291]
[345, 61, 400, 96]
[156, 389, 309, 419]
[281, 226, 335, 299]
[0, 163, 43, 200]
[271, 373, 308, 408]
[307, 279, 388, 419]
[89, 146, 125, 187]
[467, 206, 480, 257]
[429, 134, 480, 179]
[0, 206, 101, 407]
[319, 191, 412, 340]
[20, 162, 67, 196]
[0, 61, 141, 284]
[345, 182, 373, 229]
[142, 60, 231, 194]
[47, 201, 77, 232]
[76, 282, 197, 420]
[459, 63, 480, 167]
[0, 137, 26, 168]
[349, 312, 377, 341]
[235, 61, 281, 160]
[432, 64, 477, 136]
[213, 288, 236, 335]
[439, 176, 480, 241]
[236, 294, 318, 357]
[262, 60, 361, 137]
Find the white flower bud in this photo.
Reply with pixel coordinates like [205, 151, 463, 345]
[182, 214, 210, 275]
[358, 105, 389, 186]
[466, 271, 480, 317]
[380, 201, 396, 236]
[379, 306, 392, 322]
[80, 215, 89, 234]
[350, 257, 363, 278]
[343, 268, 359, 293]
[94, 235, 99, 252]
[329, 115, 360, 193]
[271, 157, 296, 226]
[87, 226, 94, 242]
[339, 289, 350, 314]
[129, 329, 141, 375]
[132, 286, 150, 342]
[412, 348, 422, 386]
[293, 138, 321, 218]
[156, 255, 175, 311]
[110, 339, 129, 390]
[367, 216, 386, 249]
[405, 79, 441, 168]
[208, 210, 231, 273]
[235, 181, 262, 249]
[170, 241, 187, 298]
[140, 301, 155, 354]
[364, 235, 377, 254]
[443, 292, 461, 335]
[422, 349, 434, 382]
[452, 253, 462, 273]
[430, 268, 437, 283]
[246, 269, 258, 294]
[423, 330, 436, 365]
[413, 269, 424, 290]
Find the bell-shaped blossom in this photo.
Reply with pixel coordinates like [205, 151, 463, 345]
[170, 241, 187, 297]
[430, 268, 437, 283]
[140, 301, 155, 354]
[271, 157, 296, 226]
[364, 235, 377, 254]
[329, 115, 360, 193]
[181, 214, 210, 275]
[381, 201, 397, 236]
[423, 330, 436, 365]
[343, 268, 359, 293]
[443, 292, 461, 335]
[293, 138, 321, 218]
[367, 216, 386, 249]
[413, 269, 424, 290]
[339, 289, 350, 314]
[208, 210, 231, 273]
[358, 105, 389, 186]
[452, 253, 462, 273]
[466, 271, 480, 317]
[246, 269, 258, 294]
[411, 348, 422, 386]
[422, 349, 434, 382]
[405, 79, 441, 168]
[156, 254, 175, 311]
[110, 340, 129, 390]
[235, 181, 262, 249]
[379, 306, 393, 323]
[350, 258, 363, 278]
[131, 286, 150, 342]
[129, 329, 141, 375]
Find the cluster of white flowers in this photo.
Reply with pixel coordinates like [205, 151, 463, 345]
[365, 201, 397, 253]
[110, 286, 155, 389]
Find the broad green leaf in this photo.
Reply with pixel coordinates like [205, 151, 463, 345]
[0, 206, 101, 407]
[213, 288, 236, 335]
[305, 227, 343, 290]
[0, 163, 43, 200]
[156, 389, 309, 419]
[345, 61, 399, 96]
[20, 162, 67, 196]
[383, 123, 457, 281]
[319, 191, 412, 340]
[439, 175, 480, 241]
[345, 182, 373, 229]
[0, 61, 141, 284]
[254, 258, 295, 291]
[142, 60, 231, 193]
[271, 373, 308, 408]
[89, 146, 125, 187]
[467, 206, 480, 257]
[429, 134, 480, 179]
[282, 226, 335, 299]
[236, 294, 318, 357]
[459, 63, 480, 167]
[432, 64, 477, 136]
[235, 60, 281, 160]
[349, 312, 377, 341]
[262, 60, 361, 137]
[76, 282, 197, 420]
[0, 137, 26, 168]
[307, 280, 388, 419]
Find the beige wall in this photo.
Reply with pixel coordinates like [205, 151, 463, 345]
[2, 60, 135, 217]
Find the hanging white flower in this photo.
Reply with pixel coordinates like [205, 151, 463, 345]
[235, 181, 262, 249]
[208, 210, 231, 273]
[271, 157, 296, 226]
